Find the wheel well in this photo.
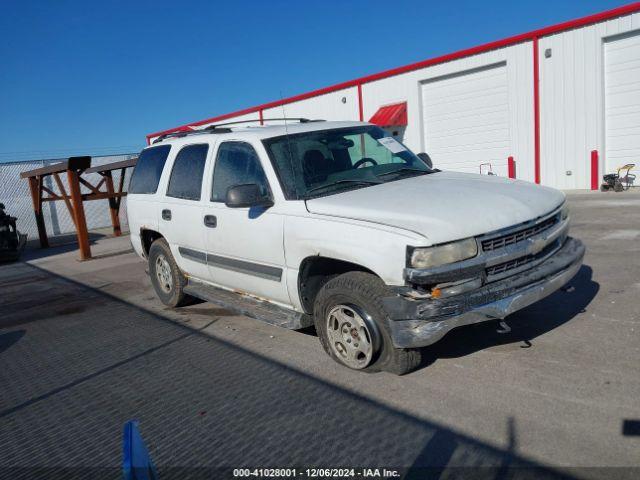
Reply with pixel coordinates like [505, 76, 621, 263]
[140, 229, 163, 257]
[298, 257, 375, 314]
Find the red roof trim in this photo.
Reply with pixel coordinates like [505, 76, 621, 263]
[369, 102, 408, 127]
[147, 2, 640, 142]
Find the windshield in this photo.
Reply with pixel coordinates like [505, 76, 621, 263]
[262, 125, 434, 199]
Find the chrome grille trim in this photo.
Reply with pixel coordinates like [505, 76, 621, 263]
[485, 239, 563, 281]
[482, 216, 559, 251]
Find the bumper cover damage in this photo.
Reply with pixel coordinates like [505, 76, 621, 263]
[382, 237, 585, 348]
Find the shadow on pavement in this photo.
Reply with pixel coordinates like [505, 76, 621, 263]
[0, 330, 25, 355]
[0, 261, 583, 479]
[622, 420, 640, 436]
[19, 231, 108, 262]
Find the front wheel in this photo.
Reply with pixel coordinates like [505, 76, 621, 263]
[314, 272, 421, 375]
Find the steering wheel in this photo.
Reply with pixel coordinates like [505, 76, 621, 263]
[353, 157, 378, 169]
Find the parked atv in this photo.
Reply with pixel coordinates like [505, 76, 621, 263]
[601, 163, 636, 192]
[0, 203, 27, 262]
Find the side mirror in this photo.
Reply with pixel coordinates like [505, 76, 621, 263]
[417, 153, 433, 169]
[225, 184, 273, 209]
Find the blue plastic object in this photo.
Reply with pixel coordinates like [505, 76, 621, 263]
[122, 420, 158, 480]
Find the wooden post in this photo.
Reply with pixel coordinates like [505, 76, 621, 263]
[103, 171, 122, 236]
[66, 168, 91, 260]
[27, 176, 49, 248]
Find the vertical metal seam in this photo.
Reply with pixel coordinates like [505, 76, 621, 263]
[533, 37, 541, 184]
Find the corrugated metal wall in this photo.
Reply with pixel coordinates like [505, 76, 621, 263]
[0, 154, 137, 240]
[148, 8, 640, 191]
[539, 11, 640, 189]
[262, 87, 360, 123]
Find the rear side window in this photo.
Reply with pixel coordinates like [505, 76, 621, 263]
[129, 145, 171, 194]
[211, 142, 269, 202]
[166, 144, 209, 200]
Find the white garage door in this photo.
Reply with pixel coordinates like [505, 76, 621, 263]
[605, 32, 640, 180]
[421, 63, 510, 175]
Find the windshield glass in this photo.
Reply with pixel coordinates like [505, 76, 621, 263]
[262, 125, 433, 199]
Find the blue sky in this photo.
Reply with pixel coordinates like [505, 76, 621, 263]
[0, 0, 630, 162]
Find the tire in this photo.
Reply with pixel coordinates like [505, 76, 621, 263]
[313, 271, 421, 375]
[148, 238, 190, 307]
[614, 182, 624, 192]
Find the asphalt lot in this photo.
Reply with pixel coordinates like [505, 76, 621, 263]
[1, 190, 639, 478]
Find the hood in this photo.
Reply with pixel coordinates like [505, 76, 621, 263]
[305, 171, 565, 244]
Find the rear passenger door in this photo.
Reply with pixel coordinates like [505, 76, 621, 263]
[202, 141, 290, 306]
[127, 144, 172, 256]
[160, 143, 211, 281]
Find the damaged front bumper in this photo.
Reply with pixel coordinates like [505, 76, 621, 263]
[382, 237, 585, 348]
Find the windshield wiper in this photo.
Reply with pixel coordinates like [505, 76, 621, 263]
[305, 179, 382, 196]
[375, 167, 430, 179]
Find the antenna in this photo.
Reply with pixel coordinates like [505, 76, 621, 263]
[280, 92, 298, 196]
[280, 91, 290, 136]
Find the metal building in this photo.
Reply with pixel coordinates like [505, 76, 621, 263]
[148, 3, 640, 190]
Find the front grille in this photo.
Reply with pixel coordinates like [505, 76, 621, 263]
[482, 216, 558, 252]
[486, 240, 560, 277]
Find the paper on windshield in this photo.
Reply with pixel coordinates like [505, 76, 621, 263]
[377, 137, 406, 154]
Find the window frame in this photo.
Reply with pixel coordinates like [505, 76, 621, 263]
[210, 140, 272, 204]
[128, 144, 172, 195]
[165, 143, 210, 201]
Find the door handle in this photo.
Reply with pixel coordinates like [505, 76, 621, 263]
[204, 215, 217, 228]
[162, 209, 172, 221]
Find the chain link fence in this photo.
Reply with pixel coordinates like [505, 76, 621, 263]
[0, 154, 137, 240]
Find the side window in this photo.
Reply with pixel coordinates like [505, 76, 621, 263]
[166, 144, 209, 200]
[129, 145, 171, 194]
[211, 142, 269, 202]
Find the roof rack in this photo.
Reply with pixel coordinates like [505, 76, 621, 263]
[206, 118, 324, 129]
[152, 118, 324, 144]
[152, 128, 232, 144]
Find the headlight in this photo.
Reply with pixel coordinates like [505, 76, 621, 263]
[410, 238, 478, 269]
[561, 203, 570, 221]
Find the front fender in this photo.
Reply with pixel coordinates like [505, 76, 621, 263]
[284, 215, 425, 286]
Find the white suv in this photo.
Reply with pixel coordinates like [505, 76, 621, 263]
[127, 120, 584, 374]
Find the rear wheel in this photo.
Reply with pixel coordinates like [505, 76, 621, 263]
[148, 238, 190, 307]
[314, 271, 421, 375]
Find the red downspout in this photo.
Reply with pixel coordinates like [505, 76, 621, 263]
[508, 156, 516, 179]
[357, 84, 364, 121]
[591, 150, 599, 190]
[533, 37, 541, 184]
[259, 109, 264, 125]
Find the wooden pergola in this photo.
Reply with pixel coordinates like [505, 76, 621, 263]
[20, 156, 138, 260]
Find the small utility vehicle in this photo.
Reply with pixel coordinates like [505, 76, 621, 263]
[0, 203, 26, 262]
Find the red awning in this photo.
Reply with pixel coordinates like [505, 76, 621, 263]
[369, 102, 407, 127]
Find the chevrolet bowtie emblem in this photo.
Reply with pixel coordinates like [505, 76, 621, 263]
[528, 237, 547, 255]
